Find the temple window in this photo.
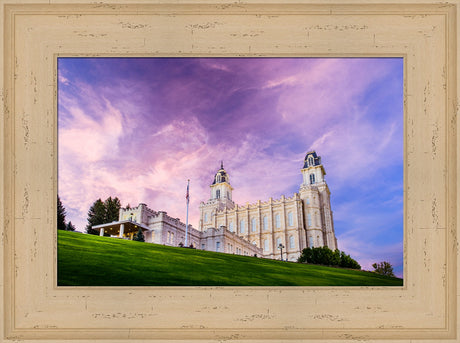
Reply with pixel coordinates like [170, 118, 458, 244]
[275, 214, 281, 228]
[264, 239, 269, 251]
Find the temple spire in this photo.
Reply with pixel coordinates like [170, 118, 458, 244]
[210, 161, 233, 201]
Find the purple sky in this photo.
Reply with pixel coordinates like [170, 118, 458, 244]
[58, 58, 404, 277]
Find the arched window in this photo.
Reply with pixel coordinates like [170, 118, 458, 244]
[227, 191, 230, 199]
[251, 218, 256, 232]
[240, 219, 245, 233]
[216, 189, 220, 199]
[276, 237, 281, 247]
[204, 213, 208, 223]
[289, 235, 295, 249]
[264, 239, 269, 251]
[229, 222, 233, 232]
[263, 216, 268, 231]
[275, 214, 281, 228]
[306, 197, 310, 205]
[307, 213, 312, 226]
[309, 237, 314, 248]
[288, 212, 293, 226]
[310, 174, 315, 184]
[217, 175, 221, 183]
[308, 156, 314, 166]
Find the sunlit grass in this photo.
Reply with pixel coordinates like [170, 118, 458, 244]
[58, 231, 403, 286]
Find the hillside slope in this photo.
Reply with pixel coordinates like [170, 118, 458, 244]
[58, 231, 403, 286]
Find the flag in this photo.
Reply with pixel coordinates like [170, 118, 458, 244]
[186, 180, 190, 204]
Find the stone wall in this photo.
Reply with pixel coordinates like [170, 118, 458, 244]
[200, 226, 263, 257]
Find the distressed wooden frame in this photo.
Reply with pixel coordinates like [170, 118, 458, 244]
[1, 1, 458, 342]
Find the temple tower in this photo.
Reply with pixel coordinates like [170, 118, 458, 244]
[199, 162, 235, 231]
[299, 151, 338, 250]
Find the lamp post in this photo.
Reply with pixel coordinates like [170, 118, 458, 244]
[278, 243, 285, 261]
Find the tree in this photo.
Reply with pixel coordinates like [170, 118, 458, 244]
[339, 251, 361, 269]
[85, 197, 122, 235]
[297, 246, 361, 270]
[104, 196, 121, 223]
[372, 261, 395, 277]
[133, 228, 145, 242]
[57, 196, 67, 231]
[86, 199, 106, 235]
[65, 221, 76, 231]
[297, 247, 312, 264]
[331, 249, 341, 266]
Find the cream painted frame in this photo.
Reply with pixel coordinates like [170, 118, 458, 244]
[1, 1, 458, 342]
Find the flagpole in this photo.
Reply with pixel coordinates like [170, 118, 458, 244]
[185, 179, 190, 247]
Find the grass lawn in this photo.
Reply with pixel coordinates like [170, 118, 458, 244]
[58, 230, 403, 286]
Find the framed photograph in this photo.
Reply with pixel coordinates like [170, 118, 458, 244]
[1, 0, 458, 341]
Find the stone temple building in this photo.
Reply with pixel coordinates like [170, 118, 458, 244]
[199, 151, 338, 261]
[92, 203, 262, 257]
[92, 151, 337, 261]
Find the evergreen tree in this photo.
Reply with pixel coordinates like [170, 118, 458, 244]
[65, 221, 76, 231]
[104, 196, 121, 223]
[133, 228, 145, 242]
[85, 196, 122, 235]
[86, 199, 106, 235]
[57, 196, 67, 231]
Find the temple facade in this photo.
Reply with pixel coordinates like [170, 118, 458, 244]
[199, 151, 338, 261]
[92, 204, 262, 257]
[92, 151, 337, 261]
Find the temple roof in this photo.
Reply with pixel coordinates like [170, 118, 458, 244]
[212, 161, 229, 185]
[303, 151, 322, 168]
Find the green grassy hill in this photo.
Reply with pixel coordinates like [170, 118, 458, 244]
[58, 231, 403, 286]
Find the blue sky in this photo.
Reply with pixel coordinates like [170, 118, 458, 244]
[58, 57, 404, 277]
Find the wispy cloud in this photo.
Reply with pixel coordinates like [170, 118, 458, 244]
[58, 57, 404, 275]
[263, 75, 298, 89]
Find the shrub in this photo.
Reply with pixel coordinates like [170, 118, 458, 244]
[297, 246, 361, 269]
[133, 228, 145, 242]
[372, 261, 395, 277]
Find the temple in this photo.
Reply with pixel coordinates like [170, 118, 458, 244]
[92, 151, 337, 261]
